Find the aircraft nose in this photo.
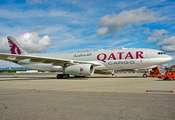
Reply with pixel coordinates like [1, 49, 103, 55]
[166, 55, 172, 63]
[168, 55, 172, 61]
[160, 55, 172, 65]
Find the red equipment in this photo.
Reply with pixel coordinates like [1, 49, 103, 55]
[159, 71, 175, 80]
[149, 66, 161, 77]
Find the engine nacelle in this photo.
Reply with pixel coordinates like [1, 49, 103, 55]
[65, 64, 94, 76]
[52, 66, 63, 71]
[94, 70, 113, 74]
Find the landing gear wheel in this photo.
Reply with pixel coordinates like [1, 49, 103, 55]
[143, 74, 148, 78]
[62, 75, 66, 79]
[170, 77, 174, 81]
[57, 74, 61, 79]
[56, 74, 70, 79]
[65, 74, 70, 79]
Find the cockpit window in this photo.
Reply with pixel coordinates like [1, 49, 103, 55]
[158, 52, 165, 55]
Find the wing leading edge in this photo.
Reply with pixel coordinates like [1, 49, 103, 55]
[0, 53, 101, 67]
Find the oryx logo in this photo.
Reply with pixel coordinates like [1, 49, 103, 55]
[79, 67, 84, 72]
[8, 38, 21, 55]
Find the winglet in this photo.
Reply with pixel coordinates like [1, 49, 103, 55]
[7, 36, 27, 55]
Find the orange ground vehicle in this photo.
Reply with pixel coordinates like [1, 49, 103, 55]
[159, 71, 175, 80]
[142, 66, 161, 78]
[148, 66, 161, 77]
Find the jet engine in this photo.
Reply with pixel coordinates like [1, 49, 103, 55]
[52, 66, 63, 71]
[65, 64, 94, 76]
[94, 70, 113, 74]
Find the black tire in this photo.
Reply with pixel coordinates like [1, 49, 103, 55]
[64, 74, 69, 79]
[66, 74, 70, 79]
[143, 74, 147, 78]
[57, 74, 61, 79]
[57, 74, 70, 79]
[62, 75, 66, 79]
[170, 77, 174, 81]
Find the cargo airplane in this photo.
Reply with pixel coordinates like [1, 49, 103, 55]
[0, 36, 172, 79]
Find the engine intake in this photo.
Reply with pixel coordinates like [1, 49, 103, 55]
[65, 64, 94, 76]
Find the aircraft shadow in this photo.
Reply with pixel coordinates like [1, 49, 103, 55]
[0, 76, 56, 81]
[0, 75, 145, 81]
[154, 79, 175, 81]
[87, 76, 143, 78]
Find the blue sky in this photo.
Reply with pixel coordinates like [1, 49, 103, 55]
[0, 0, 175, 68]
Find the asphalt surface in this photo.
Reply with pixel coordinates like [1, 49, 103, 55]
[0, 73, 175, 120]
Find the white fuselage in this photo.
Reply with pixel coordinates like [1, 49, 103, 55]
[18, 49, 172, 71]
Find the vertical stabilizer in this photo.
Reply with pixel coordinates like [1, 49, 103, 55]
[7, 36, 27, 55]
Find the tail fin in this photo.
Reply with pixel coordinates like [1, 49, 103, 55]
[7, 36, 27, 55]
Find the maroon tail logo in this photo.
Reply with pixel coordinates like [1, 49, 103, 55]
[79, 67, 84, 72]
[8, 38, 21, 55]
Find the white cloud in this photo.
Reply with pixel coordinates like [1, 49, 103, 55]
[157, 36, 175, 46]
[161, 45, 175, 52]
[97, 7, 166, 36]
[0, 37, 9, 53]
[145, 29, 175, 52]
[17, 32, 52, 53]
[145, 29, 169, 43]
[96, 27, 109, 36]
[158, 36, 175, 52]
[0, 32, 52, 53]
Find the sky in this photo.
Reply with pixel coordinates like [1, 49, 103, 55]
[0, 0, 175, 68]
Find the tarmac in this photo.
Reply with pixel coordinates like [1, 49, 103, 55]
[0, 73, 175, 120]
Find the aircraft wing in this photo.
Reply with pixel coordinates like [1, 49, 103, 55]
[0, 53, 101, 66]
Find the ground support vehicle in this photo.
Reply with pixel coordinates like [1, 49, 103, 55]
[143, 66, 161, 78]
[159, 71, 175, 80]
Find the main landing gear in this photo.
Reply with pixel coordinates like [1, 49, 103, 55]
[57, 74, 70, 79]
